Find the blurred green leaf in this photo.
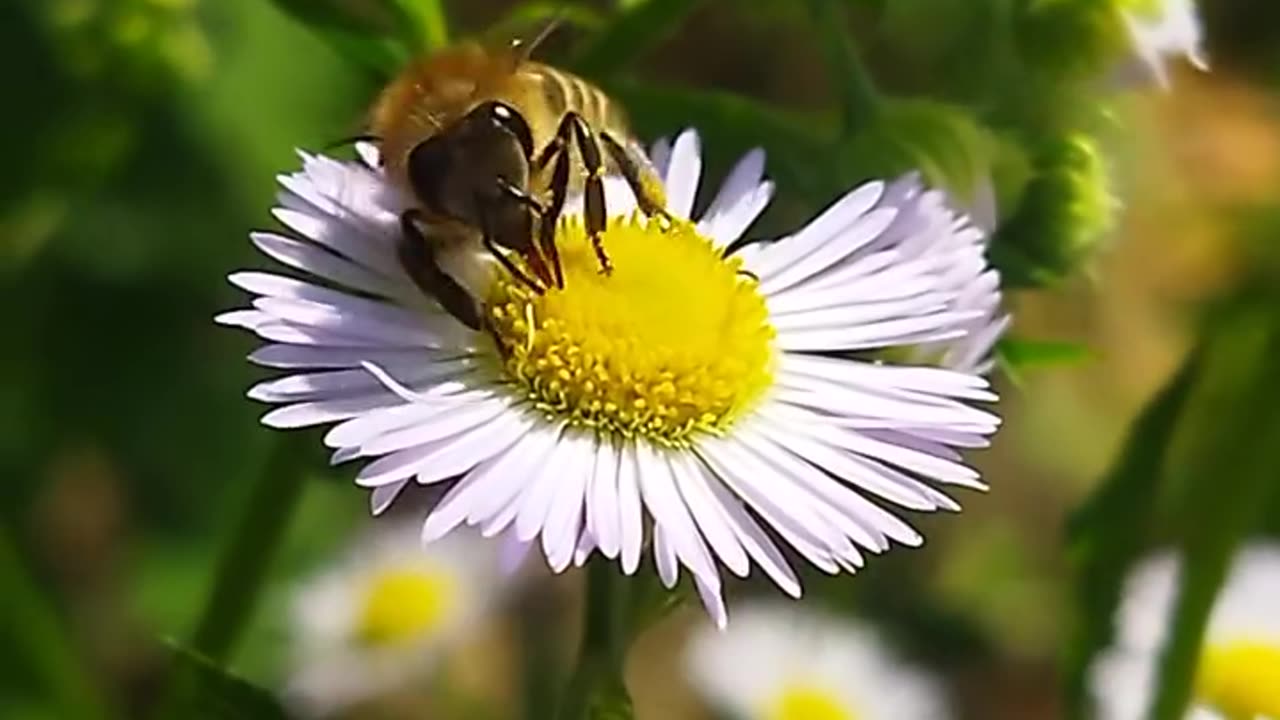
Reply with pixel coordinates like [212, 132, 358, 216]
[1062, 346, 1201, 720]
[264, 0, 408, 78]
[570, 0, 705, 78]
[159, 643, 287, 720]
[996, 337, 1093, 385]
[836, 99, 995, 203]
[804, 0, 881, 136]
[1149, 307, 1280, 719]
[485, 1, 607, 44]
[390, 0, 450, 51]
[0, 526, 110, 720]
[609, 78, 831, 198]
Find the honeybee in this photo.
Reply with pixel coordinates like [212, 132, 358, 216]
[367, 35, 670, 330]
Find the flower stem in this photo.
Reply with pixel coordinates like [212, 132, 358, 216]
[189, 435, 310, 663]
[152, 435, 310, 718]
[805, 0, 881, 137]
[555, 558, 632, 720]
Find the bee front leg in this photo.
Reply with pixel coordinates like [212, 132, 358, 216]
[600, 132, 671, 224]
[536, 113, 612, 277]
[398, 210, 484, 331]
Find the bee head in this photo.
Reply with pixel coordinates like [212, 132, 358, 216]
[406, 100, 535, 218]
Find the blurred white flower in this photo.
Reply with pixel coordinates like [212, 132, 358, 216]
[284, 524, 508, 716]
[1118, 0, 1209, 89]
[686, 603, 951, 719]
[220, 129, 1002, 628]
[1089, 543, 1280, 720]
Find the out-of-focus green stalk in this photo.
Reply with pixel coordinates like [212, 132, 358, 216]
[555, 558, 631, 720]
[189, 435, 310, 663]
[155, 434, 310, 718]
[804, 0, 881, 137]
[570, 0, 704, 78]
[0, 525, 111, 720]
[1062, 345, 1202, 719]
[1148, 309, 1280, 719]
[412, 0, 450, 50]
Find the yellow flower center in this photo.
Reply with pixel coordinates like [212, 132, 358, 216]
[356, 565, 456, 647]
[486, 215, 775, 446]
[1195, 639, 1280, 719]
[766, 684, 857, 720]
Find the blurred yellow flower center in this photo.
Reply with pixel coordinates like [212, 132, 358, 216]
[1195, 640, 1280, 718]
[487, 215, 775, 446]
[767, 684, 856, 720]
[357, 566, 455, 647]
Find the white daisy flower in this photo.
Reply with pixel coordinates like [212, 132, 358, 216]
[686, 603, 951, 719]
[219, 129, 1002, 627]
[1089, 543, 1280, 720]
[284, 523, 507, 716]
[1118, 0, 1209, 89]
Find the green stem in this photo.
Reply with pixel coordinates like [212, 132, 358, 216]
[1148, 311, 1280, 719]
[189, 435, 311, 663]
[556, 558, 630, 720]
[0, 525, 110, 720]
[805, 0, 881, 137]
[153, 435, 310, 719]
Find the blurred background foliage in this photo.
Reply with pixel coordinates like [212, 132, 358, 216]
[3, 0, 1280, 718]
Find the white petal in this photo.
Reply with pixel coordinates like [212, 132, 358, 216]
[369, 479, 409, 515]
[746, 181, 884, 279]
[654, 525, 679, 588]
[672, 455, 750, 577]
[542, 438, 591, 572]
[588, 435, 622, 559]
[617, 440, 644, 575]
[664, 130, 702, 218]
[421, 422, 558, 541]
[635, 443, 717, 584]
[758, 207, 898, 296]
[694, 575, 729, 630]
[700, 470, 802, 598]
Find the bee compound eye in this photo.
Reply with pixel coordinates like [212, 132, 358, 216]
[483, 102, 535, 160]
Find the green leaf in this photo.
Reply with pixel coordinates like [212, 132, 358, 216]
[484, 1, 607, 45]
[608, 79, 831, 199]
[1061, 347, 1202, 720]
[803, 0, 881, 136]
[389, 0, 450, 51]
[0, 526, 110, 720]
[1148, 308, 1280, 719]
[158, 643, 288, 720]
[569, 0, 706, 78]
[996, 337, 1092, 384]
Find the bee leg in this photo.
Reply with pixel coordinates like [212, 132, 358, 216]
[599, 132, 671, 223]
[534, 112, 611, 277]
[566, 114, 612, 275]
[398, 210, 484, 331]
[476, 203, 545, 295]
[494, 178, 558, 289]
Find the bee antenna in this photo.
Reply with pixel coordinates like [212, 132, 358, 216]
[512, 13, 565, 63]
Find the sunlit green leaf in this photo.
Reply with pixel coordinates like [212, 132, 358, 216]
[996, 338, 1093, 384]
